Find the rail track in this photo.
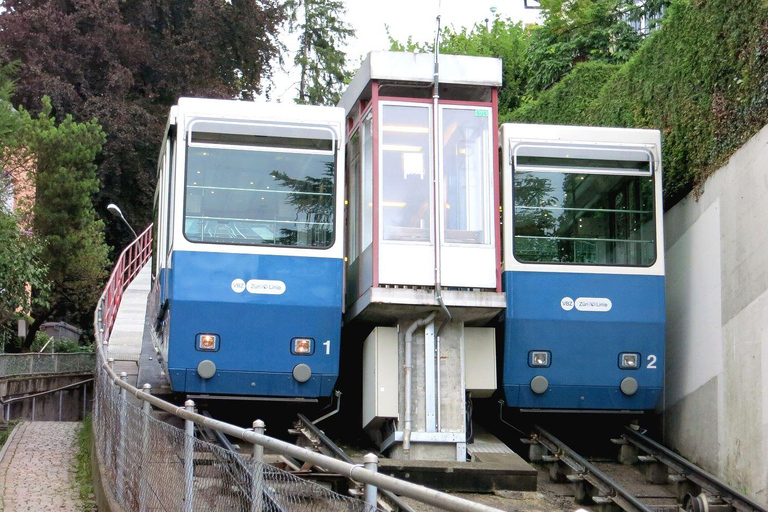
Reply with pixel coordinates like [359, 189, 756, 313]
[521, 424, 768, 512]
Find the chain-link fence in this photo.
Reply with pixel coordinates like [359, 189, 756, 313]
[93, 354, 379, 512]
[0, 353, 95, 378]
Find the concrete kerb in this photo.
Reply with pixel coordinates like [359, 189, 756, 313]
[0, 422, 23, 464]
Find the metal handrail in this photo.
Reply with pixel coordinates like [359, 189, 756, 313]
[0, 378, 94, 405]
[101, 225, 152, 340]
[94, 226, 504, 512]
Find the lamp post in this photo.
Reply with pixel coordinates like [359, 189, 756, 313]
[107, 203, 138, 239]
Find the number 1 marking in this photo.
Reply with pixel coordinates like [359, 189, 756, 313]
[647, 354, 657, 369]
[323, 340, 331, 355]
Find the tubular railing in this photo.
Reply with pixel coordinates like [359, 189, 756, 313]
[101, 226, 152, 339]
[94, 225, 503, 512]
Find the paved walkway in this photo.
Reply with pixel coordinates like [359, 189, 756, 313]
[0, 422, 85, 511]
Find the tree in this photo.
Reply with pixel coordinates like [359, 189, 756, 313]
[15, 97, 110, 350]
[0, 211, 50, 328]
[0, 61, 51, 346]
[525, 0, 663, 93]
[284, 0, 355, 105]
[0, 0, 285, 250]
[388, 17, 531, 118]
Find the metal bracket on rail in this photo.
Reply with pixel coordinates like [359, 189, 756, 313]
[293, 413, 416, 512]
[311, 389, 342, 425]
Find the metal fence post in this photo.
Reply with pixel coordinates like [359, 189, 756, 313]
[139, 384, 152, 512]
[184, 400, 195, 512]
[251, 419, 265, 512]
[108, 357, 114, 373]
[116, 372, 128, 501]
[364, 453, 379, 510]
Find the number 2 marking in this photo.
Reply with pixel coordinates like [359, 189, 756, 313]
[647, 355, 657, 369]
[323, 340, 331, 355]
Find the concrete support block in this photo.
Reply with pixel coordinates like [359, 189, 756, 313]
[528, 443, 547, 462]
[549, 460, 571, 483]
[618, 444, 638, 465]
[647, 461, 669, 484]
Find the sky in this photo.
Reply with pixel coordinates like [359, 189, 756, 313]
[266, 0, 541, 101]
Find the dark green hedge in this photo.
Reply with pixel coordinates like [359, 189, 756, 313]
[510, 0, 768, 207]
[507, 62, 620, 125]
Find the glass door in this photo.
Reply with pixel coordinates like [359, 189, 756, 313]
[377, 102, 497, 289]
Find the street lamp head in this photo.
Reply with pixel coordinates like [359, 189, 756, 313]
[106, 203, 138, 239]
[107, 203, 124, 218]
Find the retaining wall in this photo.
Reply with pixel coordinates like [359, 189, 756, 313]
[664, 124, 768, 505]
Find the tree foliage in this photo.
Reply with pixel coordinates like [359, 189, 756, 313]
[284, 0, 355, 105]
[511, 0, 768, 205]
[524, 0, 659, 93]
[15, 97, 110, 349]
[0, 61, 51, 341]
[0, 0, 285, 249]
[389, 17, 531, 119]
[0, 201, 50, 329]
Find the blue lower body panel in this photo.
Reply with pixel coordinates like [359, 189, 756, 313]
[502, 270, 665, 411]
[161, 251, 343, 398]
[169, 369, 337, 398]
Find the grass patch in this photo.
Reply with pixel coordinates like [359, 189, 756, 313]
[74, 416, 96, 511]
[0, 420, 20, 450]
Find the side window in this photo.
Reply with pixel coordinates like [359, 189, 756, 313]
[347, 130, 360, 262]
[166, 137, 176, 256]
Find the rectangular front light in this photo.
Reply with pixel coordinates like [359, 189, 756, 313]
[197, 333, 219, 351]
[619, 352, 639, 369]
[291, 338, 314, 355]
[529, 350, 551, 368]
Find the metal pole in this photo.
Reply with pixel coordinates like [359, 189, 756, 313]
[251, 419, 265, 512]
[31, 396, 35, 421]
[117, 372, 128, 500]
[139, 384, 151, 512]
[184, 400, 195, 512]
[364, 453, 379, 509]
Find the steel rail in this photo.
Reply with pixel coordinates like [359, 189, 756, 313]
[94, 227, 504, 512]
[533, 425, 654, 512]
[622, 427, 768, 512]
[296, 413, 416, 512]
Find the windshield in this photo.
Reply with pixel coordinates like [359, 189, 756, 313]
[184, 129, 336, 248]
[512, 144, 656, 266]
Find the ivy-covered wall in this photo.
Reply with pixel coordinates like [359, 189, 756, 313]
[510, 0, 768, 207]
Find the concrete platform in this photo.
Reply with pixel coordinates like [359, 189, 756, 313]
[376, 455, 537, 493]
[107, 263, 170, 395]
[374, 426, 536, 492]
[345, 286, 506, 326]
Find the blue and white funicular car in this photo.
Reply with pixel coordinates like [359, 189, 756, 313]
[151, 98, 346, 399]
[501, 124, 665, 411]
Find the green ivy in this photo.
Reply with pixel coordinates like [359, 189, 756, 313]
[511, 0, 768, 207]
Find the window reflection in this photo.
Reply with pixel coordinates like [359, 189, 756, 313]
[442, 108, 490, 244]
[513, 169, 656, 266]
[380, 104, 431, 241]
[184, 142, 335, 248]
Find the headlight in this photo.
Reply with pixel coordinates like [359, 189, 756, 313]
[619, 352, 639, 369]
[197, 333, 219, 351]
[291, 338, 314, 355]
[529, 350, 551, 368]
